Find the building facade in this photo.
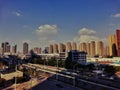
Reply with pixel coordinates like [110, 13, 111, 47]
[23, 42, 29, 55]
[116, 30, 120, 57]
[68, 50, 87, 64]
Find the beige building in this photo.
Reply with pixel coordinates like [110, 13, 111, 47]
[97, 41, 104, 57]
[90, 41, 96, 57]
[72, 42, 77, 50]
[66, 42, 72, 52]
[58, 43, 66, 53]
[53, 44, 59, 53]
[86, 43, 91, 56]
[108, 34, 117, 56]
[33, 47, 41, 54]
[49, 44, 53, 54]
[79, 43, 87, 52]
[23, 42, 29, 55]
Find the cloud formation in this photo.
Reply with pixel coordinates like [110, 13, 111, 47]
[36, 24, 58, 36]
[78, 28, 97, 36]
[35, 24, 58, 47]
[74, 28, 107, 45]
[112, 13, 120, 18]
[13, 11, 22, 17]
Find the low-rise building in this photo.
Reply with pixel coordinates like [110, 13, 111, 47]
[68, 50, 87, 64]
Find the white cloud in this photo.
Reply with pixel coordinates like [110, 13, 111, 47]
[13, 11, 22, 17]
[78, 28, 97, 36]
[36, 24, 58, 36]
[35, 24, 58, 47]
[112, 13, 120, 18]
[74, 28, 107, 44]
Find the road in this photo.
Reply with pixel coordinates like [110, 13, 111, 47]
[23, 63, 120, 90]
[32, 78, 83, 90]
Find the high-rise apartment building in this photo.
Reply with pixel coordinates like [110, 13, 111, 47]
[12, 45, 17, 54]
[23, 42, 29, 54]
[90, 41, 96, 57]
[86, 43, 91, 56]
[66, 42, 72, 52]
[72, 42, 77, 50]
[1, 42, 11, 53]
[97, 41, 104, 57]
[49, 44, 53, 54]
[104, 46, 110, 57]
[79, 43, 87, 52]
[108, 34, 117, 56]
[116, 30, 120, 57]
[0, 48, 3, 55]
[58, 43, 66, 53]
[53, 44, 59, 53]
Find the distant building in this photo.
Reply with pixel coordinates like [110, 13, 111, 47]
[72, 42, 77, 50]
[79, 43, 87, 52]
[1, 42, 11, 53]
[67, 50, 87, 64]
[43, 47, 49, 54]
[116, 30, 120, 57]
[23, 42, 29, 55]
[90, 41, 96, 57]
[97, 41, 104, 57]
[86, 43, 91, 56]
[33, 47, 41, 54]
[58, 43, 66, 53]
[53, 44, 59, 53]
[49, 44, 53, 54]
[12, 45, 17, 54]
[59, 52, 66, 60]
[104, 46, 110, 57]
[108, 34, 117, 56]
[66, 42, 72, 52]
[0, 48, 3, 55]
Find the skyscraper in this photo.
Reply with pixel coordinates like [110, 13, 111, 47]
[12, 45, 17, 54]
[23, 42, 29, 54]
[53, 44, 59, 53]
[58, 43, 66, 53]
[1, 42, 11, 53]
[108, 34, 117, 56]
[79, 43, 87, 52]
[104, 46, 110, 57]
[49, 44, 53, 54]
[0, 48, 3, 55]
[86, 43, 91, 56]
[72, 42, 77, 50]
[66, 42, 72, 52]
[90, 41, 96, 57]
[116, 30, 120, 56]
[97, 41, 104, 57]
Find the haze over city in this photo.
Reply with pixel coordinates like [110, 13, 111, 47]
[0, 0, 120, 51]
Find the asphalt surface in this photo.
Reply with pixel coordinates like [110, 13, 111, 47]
[32, 79, 83, 90]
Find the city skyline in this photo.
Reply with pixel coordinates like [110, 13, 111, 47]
[0, 0, 120, 51]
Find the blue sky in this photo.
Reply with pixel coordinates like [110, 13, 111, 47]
[0, 0, 120, 51]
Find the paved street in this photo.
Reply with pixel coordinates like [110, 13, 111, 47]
[32, 79, 83, 90]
